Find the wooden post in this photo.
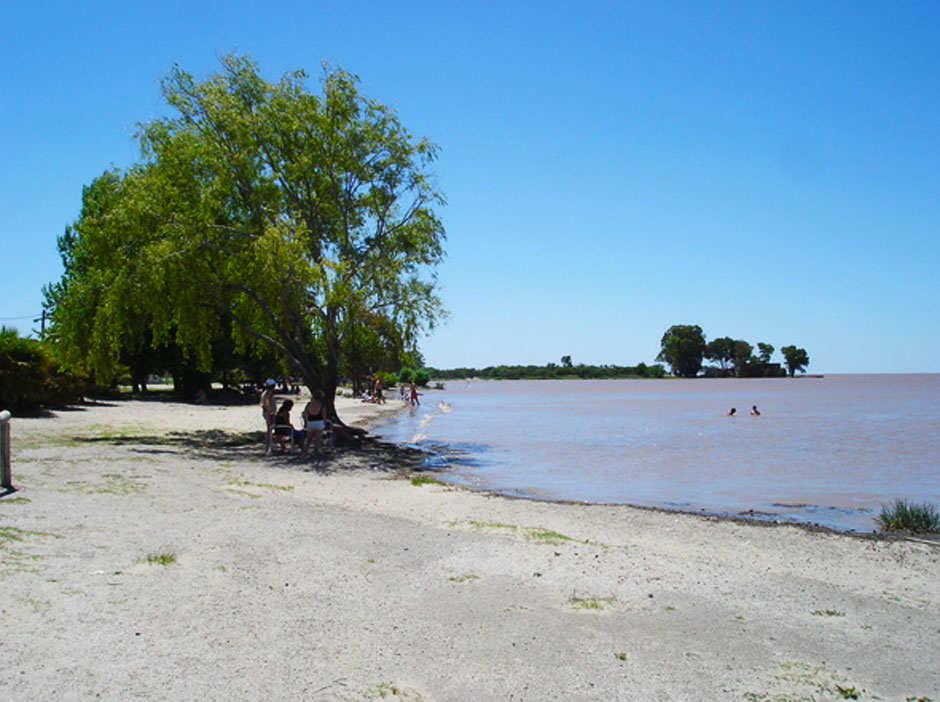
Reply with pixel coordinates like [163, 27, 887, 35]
[0, 410, 11, 490]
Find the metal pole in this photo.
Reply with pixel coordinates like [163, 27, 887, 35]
[0, 410, 12, 490]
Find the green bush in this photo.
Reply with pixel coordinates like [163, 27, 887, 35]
[375, 370, 399, 387]
[398, 366, 415, 384]
[876, 499, 940, 534]
[413, 368, 430, 386]
[0, 326, 82, 414]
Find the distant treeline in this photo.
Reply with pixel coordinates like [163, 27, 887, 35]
[427, 362, 666, 381]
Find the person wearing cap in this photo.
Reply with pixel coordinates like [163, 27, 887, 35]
[260, 379, 278, 453]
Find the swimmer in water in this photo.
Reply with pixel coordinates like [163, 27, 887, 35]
[750, 405, 760, 416]
[726, 407, 737, 416]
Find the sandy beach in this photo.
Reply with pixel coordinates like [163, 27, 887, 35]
[1, 394, 937, 701]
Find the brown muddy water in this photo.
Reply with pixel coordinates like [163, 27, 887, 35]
[372, 375, 940, 532]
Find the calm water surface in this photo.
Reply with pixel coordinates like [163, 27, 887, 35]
[371, 375, 939, 532]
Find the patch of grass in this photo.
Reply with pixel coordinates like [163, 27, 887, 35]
[811, 609, 845, 617]
[65, 473, 148, 495]
[524, 528, 574, 544]
[464, 520, 517, 530]
[229, 480, 294, 492]
[458, 520, 583, 544]
[876, 499, 940, 533]
[0, 526, 26, 542]
[448, 573, 480, 583]
[364, 682, 423, 700]
[568, 593, 617, 611]
[662, 605, 677, 611]
[410, 475, 446, 487]
[613, 652, 628, 661]
[0, 497, 31, 505]
[835, 685, 860, 699]
[143, 551, 177, 566]
[0, 526, 61, 542]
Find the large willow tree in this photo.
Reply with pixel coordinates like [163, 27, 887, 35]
[48, 55, 446, 416]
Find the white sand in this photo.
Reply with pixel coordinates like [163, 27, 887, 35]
[1, 395, 937, 701]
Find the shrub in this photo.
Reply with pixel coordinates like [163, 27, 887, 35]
[375, 370, 399, 387]
[398, 366, 415, 384]
[0, 326, 82, 414]
[413, 368, 430, 386]
[876, 499, 940, 534]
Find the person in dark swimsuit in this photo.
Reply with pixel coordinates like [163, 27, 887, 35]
[302, 390, 327, 455]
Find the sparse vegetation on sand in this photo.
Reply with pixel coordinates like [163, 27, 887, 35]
[143, 551, 177, 566]
[410, 475, 447, 487]
[567, 593, 617, 610]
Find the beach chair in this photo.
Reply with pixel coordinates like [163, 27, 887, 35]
[272, 422, 296, 452]
[321, 423, 334, 448]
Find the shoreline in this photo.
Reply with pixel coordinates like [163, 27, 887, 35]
[2, 398, 938, 700]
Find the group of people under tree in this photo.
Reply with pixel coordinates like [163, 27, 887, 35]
[260, 379, 365, 456]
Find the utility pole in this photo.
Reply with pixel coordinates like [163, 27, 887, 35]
[33, 310, 46, 337]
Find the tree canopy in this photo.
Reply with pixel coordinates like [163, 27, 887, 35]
[781, 346, 810, 376]
[656, 325, 706, 378]
[46, 55, 446, 414]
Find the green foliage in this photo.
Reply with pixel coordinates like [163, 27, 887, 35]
[656, 324, 706, 378]
[704, 336, 735, 370]
[781, 345, 810, 376]
[410, 475, 446, 486]
[757, 342, 774, 363]
[144, 551, 177, 565]
[876, 499, 940, 533]
[0, 326, 82, 414]
[46, 54, 445, 411]
[413, 368, 431, 386]
[375, 370, 399, 387]
[398, 366, 415, 384]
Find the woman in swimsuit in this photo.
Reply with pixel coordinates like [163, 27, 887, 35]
[302, 390, 327, 455]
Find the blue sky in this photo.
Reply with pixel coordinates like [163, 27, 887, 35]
[2, 1, 938, 373]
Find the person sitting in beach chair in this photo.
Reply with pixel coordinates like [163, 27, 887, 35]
[273, 399, 305, 453]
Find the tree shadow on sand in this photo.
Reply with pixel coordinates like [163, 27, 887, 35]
[71, 429, 430, 473]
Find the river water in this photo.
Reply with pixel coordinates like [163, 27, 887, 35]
[370, 375, 940, 532]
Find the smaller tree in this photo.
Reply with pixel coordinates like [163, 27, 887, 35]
[756, 342, 774, 364]
[561, 355, 573, 368]
[732, 340, 754, 377]
[704, 337, 736, 371]
[780, 346, 810, 377]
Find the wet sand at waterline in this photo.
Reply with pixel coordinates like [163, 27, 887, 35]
[1, 396, 937, 701]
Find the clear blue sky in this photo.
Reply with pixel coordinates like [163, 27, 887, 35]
[2, 1, 938, 373]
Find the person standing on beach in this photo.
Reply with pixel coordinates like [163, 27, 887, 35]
[373, 377, 385, 404]
[409, 382, 420, 406]
[302, 390, 328, 455]
[261, 378, 277, 453]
